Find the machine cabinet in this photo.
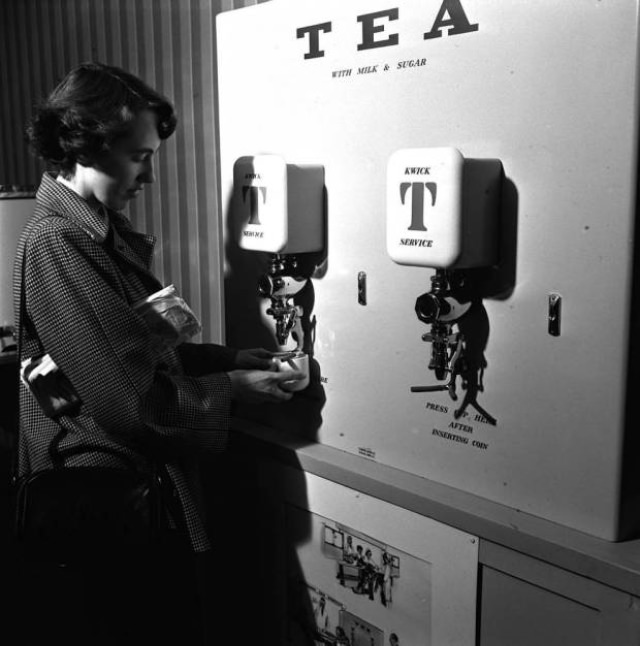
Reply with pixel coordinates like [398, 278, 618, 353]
[218, 424, 640, 646]
[479, 543, 640, 646]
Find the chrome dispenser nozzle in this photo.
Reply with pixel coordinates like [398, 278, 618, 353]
[259, 254, 308, 349]
[411, 269, 470, 398]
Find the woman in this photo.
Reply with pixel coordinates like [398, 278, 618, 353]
[14, 62, 299, 645]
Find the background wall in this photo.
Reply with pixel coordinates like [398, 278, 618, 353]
[0, 0, 270, 342]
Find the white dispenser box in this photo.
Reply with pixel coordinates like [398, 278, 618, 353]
[233, 154, 324, 254]
[387, 148, 501, 269]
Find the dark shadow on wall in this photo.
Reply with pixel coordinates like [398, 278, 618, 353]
[452, 174, 519, 424]
[472, 174, 519, 302]
[620, 130, 640, 542]
[202, 440, 320, 645]
[411, 174, 518, 426]
[200, 185, 329, 644]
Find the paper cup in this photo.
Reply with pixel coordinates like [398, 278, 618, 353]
[273, 351, 309, 392]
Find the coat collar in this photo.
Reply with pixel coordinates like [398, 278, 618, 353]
[36, 172, 111, 243]
[35, 172, 158, 274]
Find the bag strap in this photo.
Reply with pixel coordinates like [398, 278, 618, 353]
[16, 229, 35, 360]
[17, 216, 128, 470]
[47, 426, 142, 470]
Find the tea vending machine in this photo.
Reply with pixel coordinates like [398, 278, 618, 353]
[217, 0, 640, 542]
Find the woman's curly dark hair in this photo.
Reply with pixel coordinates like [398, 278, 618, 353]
[26, 62, 177, 177]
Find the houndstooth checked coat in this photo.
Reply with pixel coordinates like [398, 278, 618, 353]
[13, 172, 238, 552]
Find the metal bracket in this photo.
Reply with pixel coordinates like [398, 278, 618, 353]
[548, 293, 562, 336]
[358, 271, 367, 306]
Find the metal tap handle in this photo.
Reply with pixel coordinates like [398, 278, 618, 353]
[412, 331, 463, 401]
[268, 299, 299, 346]
[410, 385, 450, 393]
[411, 377, 458, 401]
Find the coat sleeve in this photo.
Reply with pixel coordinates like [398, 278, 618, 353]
[24, 219, 232, 451]
[177, 342, 239, 377]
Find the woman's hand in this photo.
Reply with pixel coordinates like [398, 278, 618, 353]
[235, 348, 292, 370]
[227, 368, 304, 403]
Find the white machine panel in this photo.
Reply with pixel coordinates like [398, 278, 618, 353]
[217, 0, 640, 540]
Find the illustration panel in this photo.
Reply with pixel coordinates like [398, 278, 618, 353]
[266, 467, 477, 645]
[287, 506, 431, 645]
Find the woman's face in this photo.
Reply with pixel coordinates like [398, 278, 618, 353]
[73, 109, 162, 211]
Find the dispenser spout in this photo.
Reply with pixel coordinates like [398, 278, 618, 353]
[259, 254, 308, 349]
